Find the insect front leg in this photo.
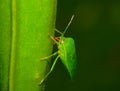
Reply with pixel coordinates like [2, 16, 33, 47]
[40, 52, 58, 61]
[39, 55, 60, 85]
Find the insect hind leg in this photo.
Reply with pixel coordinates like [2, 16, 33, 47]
[39, 55, 60, 85]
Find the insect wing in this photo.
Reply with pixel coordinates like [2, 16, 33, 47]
[58, 37, 77, 78]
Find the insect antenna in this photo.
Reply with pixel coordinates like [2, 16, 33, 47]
[62, 15, 74, 36]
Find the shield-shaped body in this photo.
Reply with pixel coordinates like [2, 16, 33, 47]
[58, 37, 77, 78]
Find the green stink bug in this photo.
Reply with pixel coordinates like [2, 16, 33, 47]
[40, 15, 77, 85]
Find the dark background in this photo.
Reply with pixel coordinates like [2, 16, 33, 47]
[46, 0, 120, 91]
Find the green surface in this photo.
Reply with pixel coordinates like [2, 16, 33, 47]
[0, 0, 57, 91]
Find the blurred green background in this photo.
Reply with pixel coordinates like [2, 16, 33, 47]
[46, 0, 120, 91]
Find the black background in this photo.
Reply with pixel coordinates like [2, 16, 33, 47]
[46, 0, 120, 91]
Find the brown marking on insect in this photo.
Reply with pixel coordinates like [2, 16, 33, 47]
[54, 37, 60, 45]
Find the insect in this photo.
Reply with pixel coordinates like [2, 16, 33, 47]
[39, 15, 77, 85]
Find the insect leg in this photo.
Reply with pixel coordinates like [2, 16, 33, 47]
[40, 52, 58, 61]
[39, 55, 60, 85]
[48, 34, 59, 44]
[54, 29, 63, 35]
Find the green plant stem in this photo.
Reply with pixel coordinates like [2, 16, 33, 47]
[0, 0, 57, 91]
[9, 0, 57, 91]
